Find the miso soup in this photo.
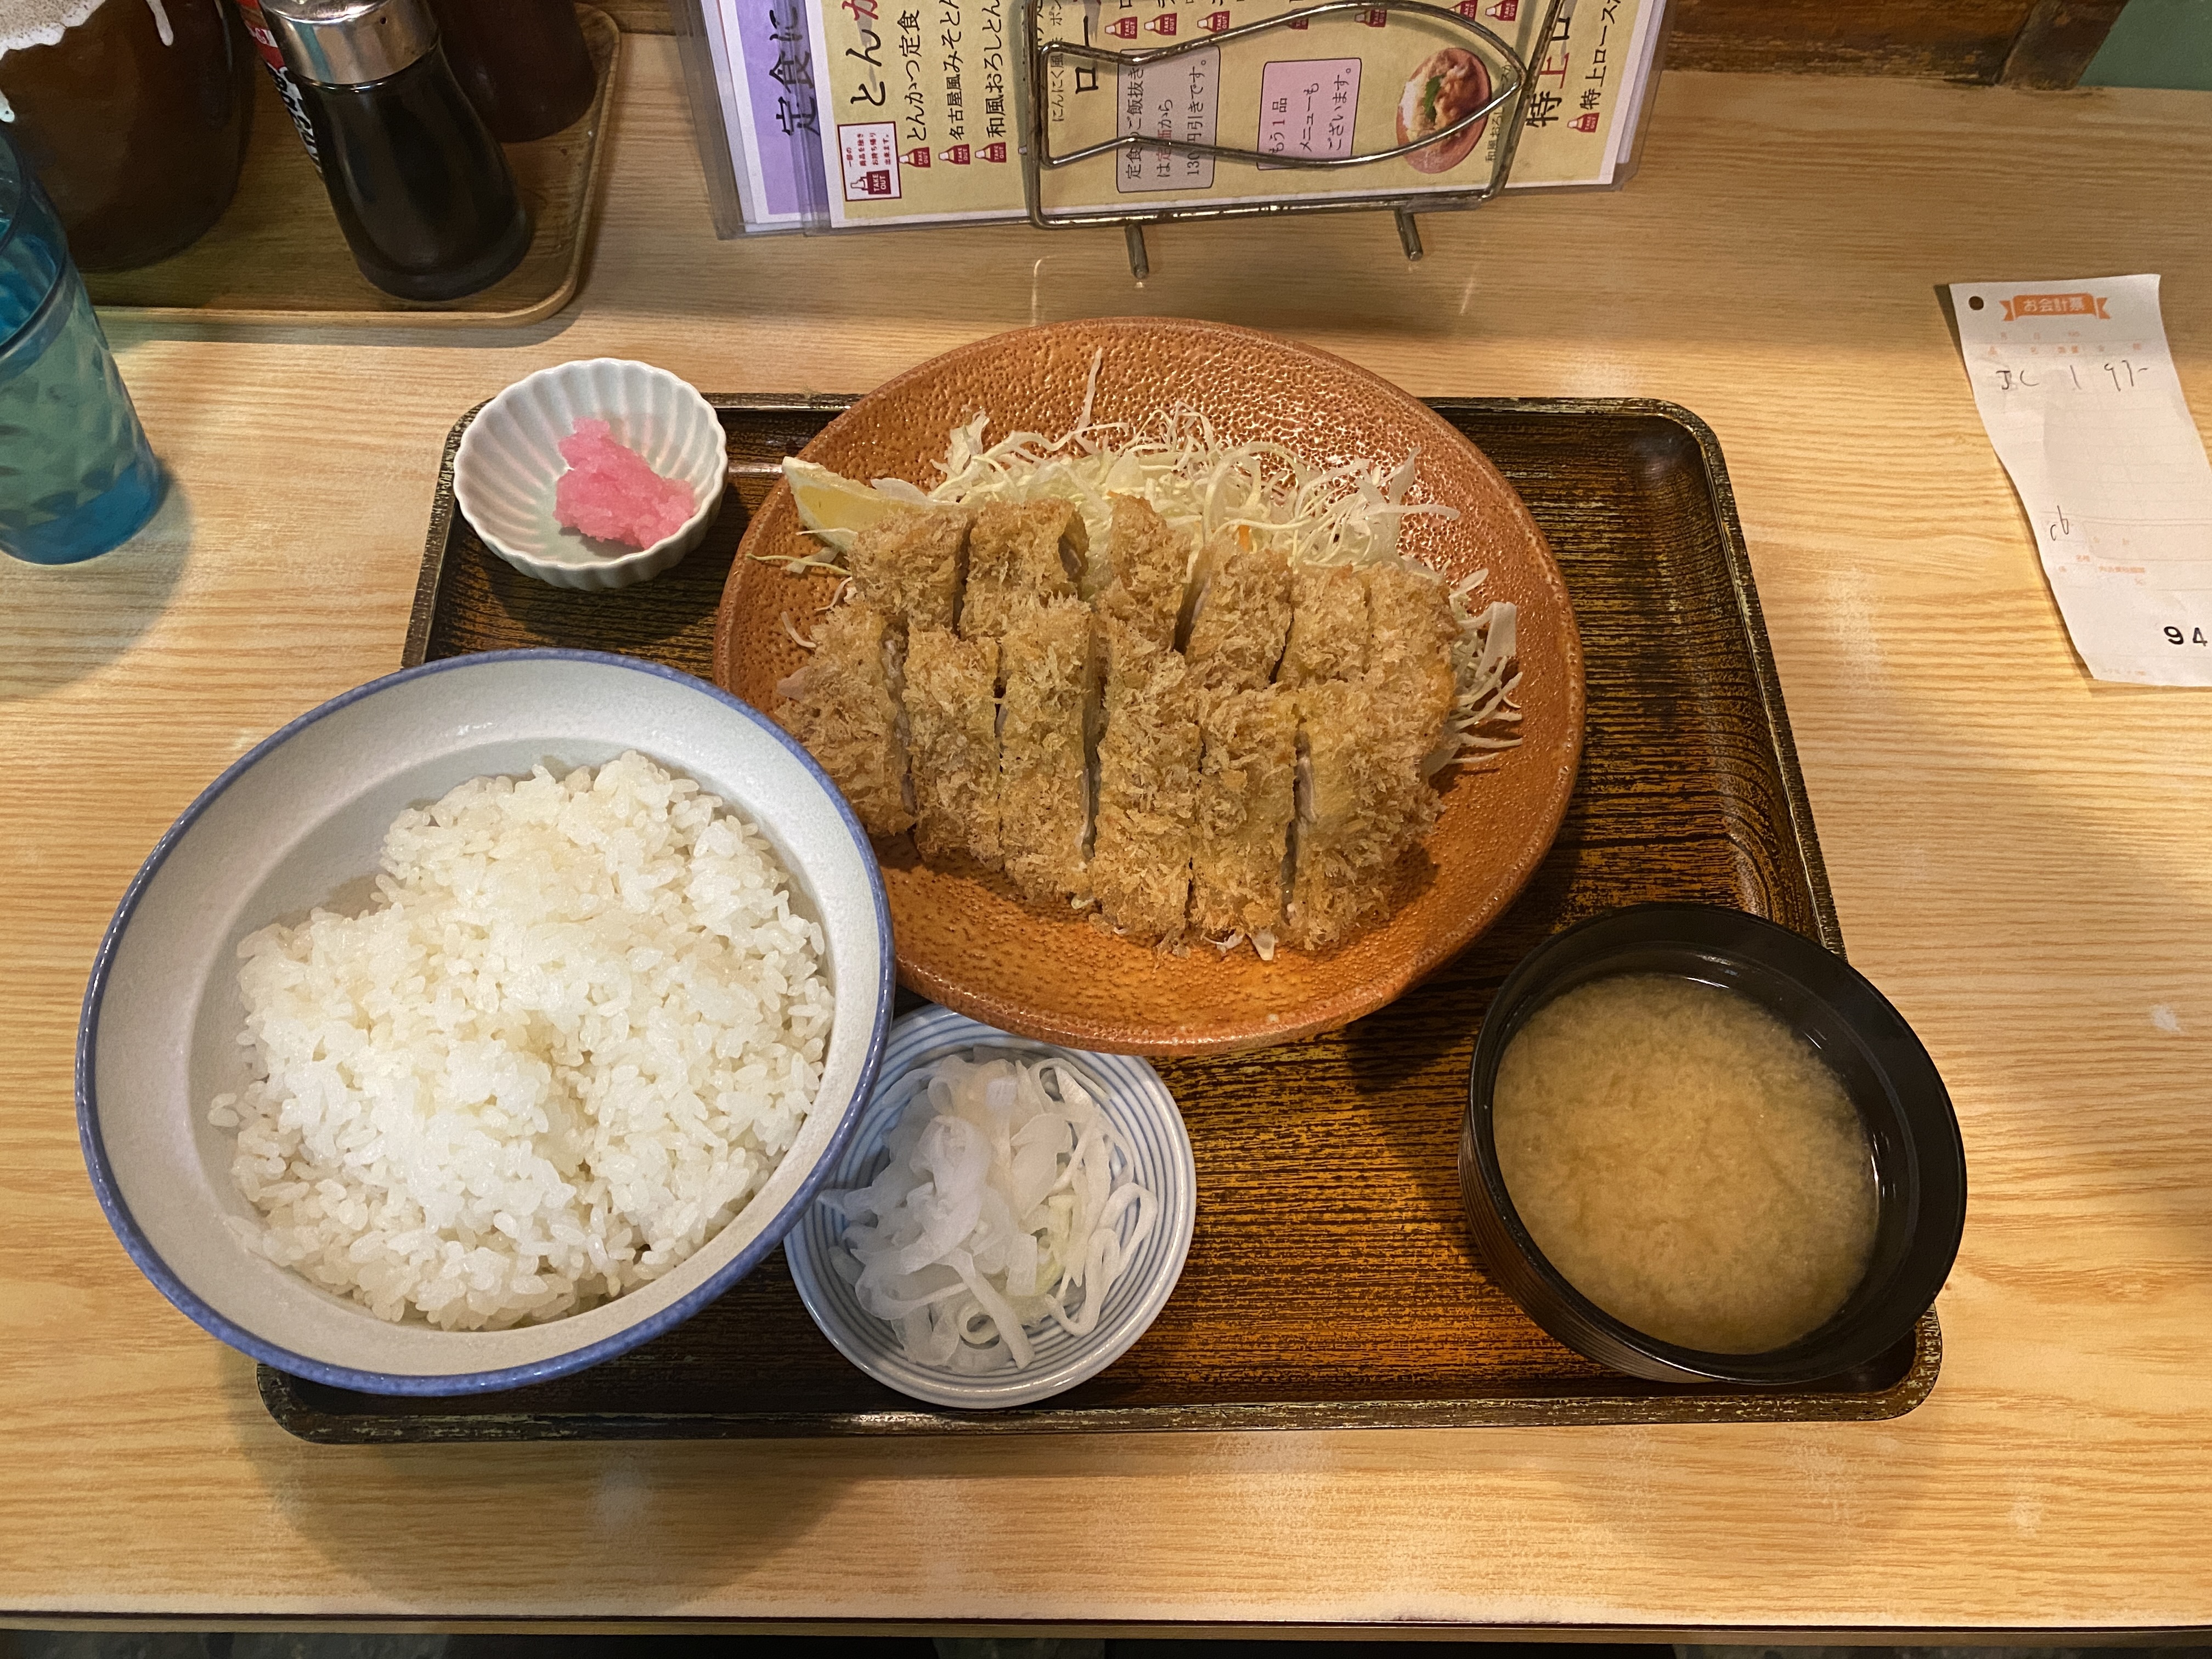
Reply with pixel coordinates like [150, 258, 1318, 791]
[1492, 974, 1878, 1354]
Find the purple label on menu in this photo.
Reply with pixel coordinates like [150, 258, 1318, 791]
[733, 0, 824, 218]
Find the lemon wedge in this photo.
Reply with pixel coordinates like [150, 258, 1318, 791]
[781, 457, 905, 553]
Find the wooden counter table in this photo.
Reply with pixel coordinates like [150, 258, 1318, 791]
[4, 38, 2209, 1638]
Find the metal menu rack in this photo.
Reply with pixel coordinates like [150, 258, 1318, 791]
[1019, 0, 1567, 275]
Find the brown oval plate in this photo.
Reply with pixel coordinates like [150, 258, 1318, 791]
[713, 319, 1583, 1056]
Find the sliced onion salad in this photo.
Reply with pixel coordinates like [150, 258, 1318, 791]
[819, 1050, 1159, 1373]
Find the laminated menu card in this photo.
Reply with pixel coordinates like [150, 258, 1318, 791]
[689, 0, 1667, 233]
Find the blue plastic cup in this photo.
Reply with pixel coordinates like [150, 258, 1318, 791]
[0, 127, 165, 566]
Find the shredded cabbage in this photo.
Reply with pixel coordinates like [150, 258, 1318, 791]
[819, 1050, 1157, 1373]
[1441, 576, 1522, 774]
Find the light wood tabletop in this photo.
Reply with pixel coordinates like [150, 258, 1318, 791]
[4, 37, 2210, 1636]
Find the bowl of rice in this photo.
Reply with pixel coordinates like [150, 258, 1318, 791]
[77, 650, 892, 1395]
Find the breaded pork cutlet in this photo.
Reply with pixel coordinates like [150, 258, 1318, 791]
[1362, 560, 1460, 760]
[1277, 564, 1370, 687]
[902, 625, 1001, 867]
[1192, 684, 1297, 948]
[1094, 495, 1188, 650]
[1283, 679, 1437, 951]
[997, 597, 1095, 906]
[1090, 622, 1200, 944]
[772, 602, 913, 838]
[844, 503, 969, 635]
[1184, 539, 1293, 696]
[959, 499, 1085, 643]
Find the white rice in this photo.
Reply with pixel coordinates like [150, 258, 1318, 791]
[207, 751, 832, 1330]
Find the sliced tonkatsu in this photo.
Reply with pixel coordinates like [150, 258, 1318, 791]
[772, 601, 913, 838]
[1283, 678, 1437, 951]
[902, 624, 1001, 867]
[1091, 620, 1201, 944]
[844, 503, 970, 635]
[1277, 563, 1370, 687]
[768, 454, 1480, 960]
[960, 499, 1085, 644]
[997, 597, 1095, 906]
[1095, 494, 1189, 651]
[1191, 684, 1297, 949]
[1184, 540, 1293, 696]
[1362, 559, 1460, 764]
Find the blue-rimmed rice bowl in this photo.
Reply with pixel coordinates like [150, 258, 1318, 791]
[77, 648, 891, 1396]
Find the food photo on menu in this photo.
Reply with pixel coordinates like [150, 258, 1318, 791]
[3, 0, 2208, 1649]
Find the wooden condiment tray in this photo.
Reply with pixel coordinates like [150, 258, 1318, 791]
[86, 7, 618, 328]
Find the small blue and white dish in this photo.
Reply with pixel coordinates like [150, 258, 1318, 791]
[784, 1005, 1197, 1410]
[77, 649, 891, 1396]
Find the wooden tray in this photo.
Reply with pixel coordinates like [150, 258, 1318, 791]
[258, 395, 1940, 1441]
[85, 6, 619, 328]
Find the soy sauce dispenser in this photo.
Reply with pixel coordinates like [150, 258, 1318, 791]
[261, 0, 530, 302]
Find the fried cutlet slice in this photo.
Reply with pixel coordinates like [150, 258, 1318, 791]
[772, 602, 913, 838]
[1282, 679, 1438, 951]
[1192, 685, 1297, 949]
[844, 503, 970, 635]
[959, 499, 1085, 643]
[1362, 560, 1460, 760]
[1090, 622, 1200, 944]
[1094, 495, 1188, 650]
[1184, 540, 1292, 695]
[1277, 564, 1371, 687]
[902, 625, 1001, 867]
[997, 597, 1095, 905]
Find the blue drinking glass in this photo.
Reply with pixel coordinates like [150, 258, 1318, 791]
[0, 126, 165, 566]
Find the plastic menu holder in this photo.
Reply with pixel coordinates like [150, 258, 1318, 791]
[675, 0, 830, 235]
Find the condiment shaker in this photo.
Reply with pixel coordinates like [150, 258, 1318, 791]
[261, 0, 530, 302]
[428, 0, 596, 143]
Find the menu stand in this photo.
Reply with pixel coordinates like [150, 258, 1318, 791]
[1020, 0, 1566, 275]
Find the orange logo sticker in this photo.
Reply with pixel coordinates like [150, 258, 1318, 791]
[2001, 292, 2110, 321]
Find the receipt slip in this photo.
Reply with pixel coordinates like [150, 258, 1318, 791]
[1950, 274, 2212, 687]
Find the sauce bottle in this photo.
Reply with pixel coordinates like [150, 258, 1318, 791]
[428, 0, 596, 143]
[261, 0, 530, 302]
[0, 0, 258, 272]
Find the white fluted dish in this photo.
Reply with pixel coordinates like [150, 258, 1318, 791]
[783, 1006, 1197, 1410]
[454, 358, 726, 591]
